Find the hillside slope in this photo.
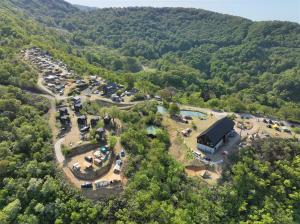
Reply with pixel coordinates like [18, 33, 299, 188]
[2, 0, 300, 122]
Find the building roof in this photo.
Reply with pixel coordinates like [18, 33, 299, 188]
[72, 96, 81, 101]
[78, 115, 86, 120]
[74, 103, 82, 108]
[197, 117, 234, 147]
[91, 116, 100, 121]
[59, 107, 68, 112]
[60, 115, 69, 119]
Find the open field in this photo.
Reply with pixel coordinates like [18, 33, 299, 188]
[185, 166, 220, 185]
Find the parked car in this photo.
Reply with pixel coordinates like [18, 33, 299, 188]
[81, 182, 93, 189]
[228, 132, 235, 137]
[204, 157, 211, 161]
[84, 156, 93, 163]
[120, 149, 125, 157]
[266, 124, 272, 128]
[72, 163, 80, 171]
[95, 180, 110, 189]
[116, 159, 123, 166]
[222, 151, 229, 156]
[80, 126, 90, 132]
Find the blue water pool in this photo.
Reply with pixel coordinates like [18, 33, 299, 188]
[180, 110, 206, 117]
[157, 105, 168, 114]
[157, 105, 205, 117]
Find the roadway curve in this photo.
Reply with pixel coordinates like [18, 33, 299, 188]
[55, 138, 65, 164]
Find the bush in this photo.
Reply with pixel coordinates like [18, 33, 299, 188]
[108, 136, 117, 149]
[132, 92, 146, 101]
[292, 127, 300, 134]
[191, 122, 197, 130]
[61, 145, 71, 156]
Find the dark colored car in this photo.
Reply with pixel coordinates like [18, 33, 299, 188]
[120, 149, 125, 157]
[81, 182, 93, 189]
[84, 156, 93, 163]
[204, 157, 211, 161]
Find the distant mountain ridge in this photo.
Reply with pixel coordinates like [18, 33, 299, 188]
[73, 4, 98, 11]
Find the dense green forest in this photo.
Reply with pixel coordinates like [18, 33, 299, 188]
[6, 0, 300, 122]
[0, 0, 300, 223]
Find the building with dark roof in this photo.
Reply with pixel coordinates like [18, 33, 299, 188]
[90, 116, 100, 127]
[74, 103, 82, 113]
[77, 115, 87, 125]
[58, 107, 68, 117]
[103, 83, 118, 96]
[60, 115, 70, 125]
[71, 96, 81, 104]
[197, 117, 234, 154]
[96, 128, 106, 141]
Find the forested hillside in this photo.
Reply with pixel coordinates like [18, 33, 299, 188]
[9, 0, 299, 122]
[0, 0, 299, 223]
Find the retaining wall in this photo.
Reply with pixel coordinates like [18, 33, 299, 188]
[82, 184, 123, 199]
[65, 142, 98, 158]
[94, 99, 133, 108]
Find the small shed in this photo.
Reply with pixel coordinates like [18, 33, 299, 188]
[60, 115, 70, 125]
[103, 115, 111, 126]
[96, 128, 106, 140]
[72, 96, 81, 104]
[77, 115, 87, 125]
[90, 116, 100, 127]
[74, 103, 82, 112]
[103, 82, 118, 96]
[59, 107, 68, 117]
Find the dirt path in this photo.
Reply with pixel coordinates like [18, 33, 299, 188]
[63, 107, 81, 147]
[55, 138, 65, 164]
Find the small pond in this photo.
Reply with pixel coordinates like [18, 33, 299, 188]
[157, 105, 206, 117]
[180, 110, 206, 118]
[157, 105, 168, 114]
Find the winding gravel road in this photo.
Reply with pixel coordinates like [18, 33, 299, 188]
[55, 138, 65, 163]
